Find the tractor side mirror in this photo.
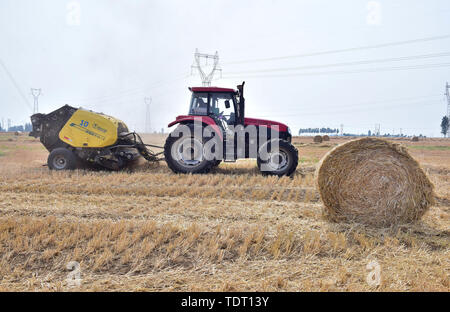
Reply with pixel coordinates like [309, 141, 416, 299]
[225, 100, 230, 109]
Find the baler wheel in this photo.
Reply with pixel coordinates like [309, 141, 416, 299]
[47, 147, 78, 170]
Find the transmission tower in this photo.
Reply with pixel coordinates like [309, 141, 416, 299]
[375, 124, 381, 136]
[7, 119, 11, 131]
[340, 124, 344, 136]
[144, 97, 152, 133]
[31, 88, 42, 114]
[446, 82, 450, 119]
[191, 49, 222, 86]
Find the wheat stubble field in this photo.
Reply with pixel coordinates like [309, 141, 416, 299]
[0, 133, 448, 291]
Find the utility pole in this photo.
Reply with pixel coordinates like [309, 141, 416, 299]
[31, 88, 42, 114]
[7, 119, 11, 132]
[144, 97, 152, 133]
[340, 124, 344, 136]
[191, 49, 222, 86]
[446, 82, 450, 119]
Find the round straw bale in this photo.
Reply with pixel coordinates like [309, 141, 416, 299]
[322, 135, 330, 141]
[316, 138, 434, 227]
[313, 135, 323, 143]
[411, 136, 419, 142]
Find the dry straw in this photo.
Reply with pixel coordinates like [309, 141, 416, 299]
[313, 135, 323, 143]
[316, 138, 435, 227]
[322, 135, 330, 141]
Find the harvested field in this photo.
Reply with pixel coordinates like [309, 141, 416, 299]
[0, 133, 448, 291]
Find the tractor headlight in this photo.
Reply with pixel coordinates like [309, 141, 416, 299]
[287, 127, 291, 135]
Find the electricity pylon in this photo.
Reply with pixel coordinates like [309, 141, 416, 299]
[31, 88, 42, 114]
[145, 97, 152, 133]
[446, 82, 450, 119]
[191, 49, 222, 86]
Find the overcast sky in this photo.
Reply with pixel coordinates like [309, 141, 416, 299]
[1, 0, 449, 136]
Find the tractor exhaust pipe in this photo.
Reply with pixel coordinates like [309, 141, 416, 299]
[237, 81, 245, 124]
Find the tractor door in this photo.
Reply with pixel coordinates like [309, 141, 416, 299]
[208, 92, 239, 161]
[209, 92, 237, 131]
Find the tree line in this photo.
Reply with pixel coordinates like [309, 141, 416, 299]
[298, 127, 339, 135]
[0, 123, 32, 132]
[442, 116, 449, 137]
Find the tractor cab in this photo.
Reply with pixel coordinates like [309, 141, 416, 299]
[188, 83, 245, 130]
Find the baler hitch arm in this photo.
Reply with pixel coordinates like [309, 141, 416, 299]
[114, 132, 165, 162]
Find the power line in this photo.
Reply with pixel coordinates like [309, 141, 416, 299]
[224, 34, 450, 65]
[256, 98, 443, 118]
[0, 58, 32, 111]
[283, 93, 442, 112]
[56, 73, 190, 104]
[225, 51, 450, 75]
[221, 62, 450, 79]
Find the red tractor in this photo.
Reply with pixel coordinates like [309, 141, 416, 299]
[164, 82, 298, 176]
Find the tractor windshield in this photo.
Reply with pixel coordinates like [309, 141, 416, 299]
[189, 92, 209, 116]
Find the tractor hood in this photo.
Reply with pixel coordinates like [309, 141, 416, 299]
[244, 117, 289, 132]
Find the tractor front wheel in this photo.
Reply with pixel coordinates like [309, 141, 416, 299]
[164, 124, 216, 174]
[47, 147, 79, 170]
[257, 139, 298, 176]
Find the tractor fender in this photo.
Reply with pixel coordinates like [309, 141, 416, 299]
[244, 117, 288, 132]
[167, 115, 223, 140]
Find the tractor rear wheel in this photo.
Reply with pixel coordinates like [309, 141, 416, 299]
[257, 139, 298, 176]
[164, 124, 216, 174]
[47, 147, 79, 170]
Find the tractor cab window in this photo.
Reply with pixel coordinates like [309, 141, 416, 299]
[189, 92, 209, 116]
[209, 93, 236, 125]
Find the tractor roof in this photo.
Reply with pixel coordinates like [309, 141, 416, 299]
[189, 87, 236, 93]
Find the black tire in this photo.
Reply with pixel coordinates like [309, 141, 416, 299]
[47, 147, 79, 170]
[164, 124, 217, 174]
[212, 160, 222, 167]
[257, 139, 298, 176]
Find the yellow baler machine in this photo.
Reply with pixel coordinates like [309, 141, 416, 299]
[30, 105, 162, 170]
[59, 109, 121, 148]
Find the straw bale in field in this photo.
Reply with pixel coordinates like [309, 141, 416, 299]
[313, 135, 323, 143]
[316, 138, 434, 227]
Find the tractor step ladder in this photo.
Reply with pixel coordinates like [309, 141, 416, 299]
[223, 135, 236, 162]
